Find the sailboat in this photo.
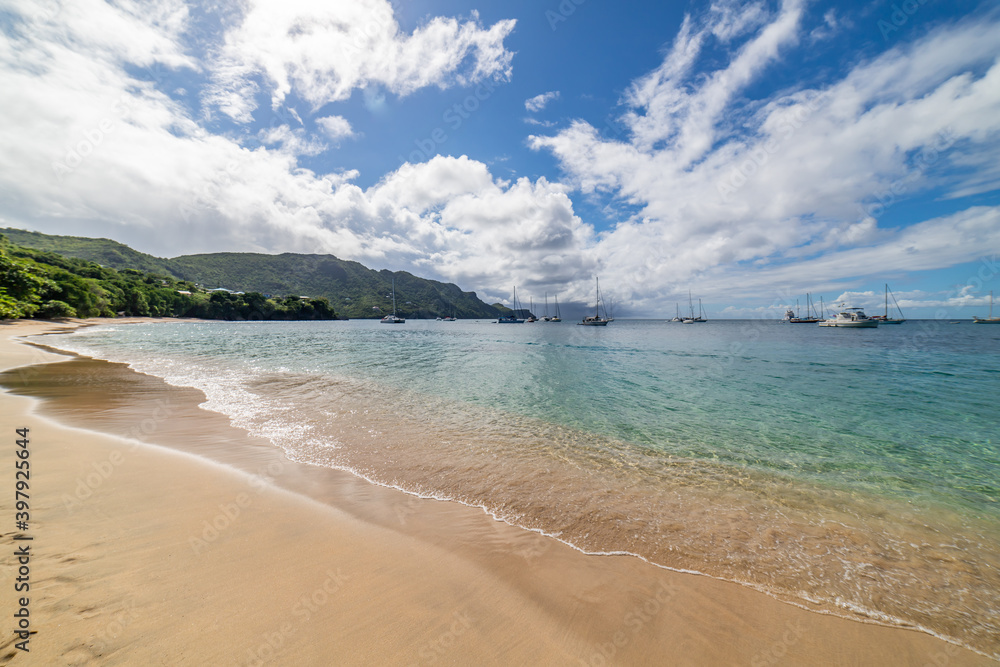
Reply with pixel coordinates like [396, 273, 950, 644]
[973, 291, 1000, 323]
[789, 294, 821, 323]
[550, 294, 562, 322]
[497, 287, 524, 323]
[526, 298, 537, 322]
[579, 278, 610, 326]
[682, 291, 696, 323]
[380, 277, 405, 323]
[870, 284, 905, 324]
[672, 304, 682, 322]
[682, 291, 707, 322]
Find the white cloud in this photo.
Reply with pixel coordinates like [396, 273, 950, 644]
[357, 156, 598, 294]
[523, 118, 556, 128]
[530, 10, 1000, 307]
[0, 9, 590, 298]
[525, 91, 560, 113]
[708, 0, 769, 42]
[316, 115, 354, 140]
[0, 0, 596, 307]
[257, 124, 327, 156]
[206, 0, 516, 121]
[809, 9, 843, 42]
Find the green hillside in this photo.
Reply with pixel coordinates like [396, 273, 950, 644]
[0, 228, 176, 274]
[0, 228, 501, 319]
[0, 235, 339, 321]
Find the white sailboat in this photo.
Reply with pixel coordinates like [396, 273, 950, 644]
[682, 291, 707, 323]
[973, 291, 1000, 323]
[579, 278, 610, 326]
[694, 297, 707, 322]
[550, 294, 562, 322]
[380, 278, 405, 323]
[682, 291, 695, 323]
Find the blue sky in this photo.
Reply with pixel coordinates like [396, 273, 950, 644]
[1, 0, 998, 318]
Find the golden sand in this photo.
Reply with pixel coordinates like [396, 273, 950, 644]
[0, 319, 993, 665]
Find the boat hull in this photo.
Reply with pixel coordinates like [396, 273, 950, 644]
[818, 320, 878, 327]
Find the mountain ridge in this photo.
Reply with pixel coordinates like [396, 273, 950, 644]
[0, 228, 503, 319]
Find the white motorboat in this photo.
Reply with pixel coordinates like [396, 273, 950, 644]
[818, 306, 878, 328]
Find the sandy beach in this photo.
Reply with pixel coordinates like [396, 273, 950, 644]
[0, 318, 994, 666]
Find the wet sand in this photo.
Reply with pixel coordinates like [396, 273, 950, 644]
[0, 318, 994, 665]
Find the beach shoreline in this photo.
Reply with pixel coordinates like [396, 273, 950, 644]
[0, 318, 994, 665]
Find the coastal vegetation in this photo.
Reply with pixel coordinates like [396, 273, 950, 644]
[0, 234, 338, 321]
[1, 228, 501, 319]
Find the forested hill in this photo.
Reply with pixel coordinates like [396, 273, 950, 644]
[0, 234, 341, 321]
[0, 228, 501, 319]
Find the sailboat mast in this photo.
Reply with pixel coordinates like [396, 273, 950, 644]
[595, 278, 601, 318]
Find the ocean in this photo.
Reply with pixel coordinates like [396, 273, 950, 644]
[40, 318, 1000, 657]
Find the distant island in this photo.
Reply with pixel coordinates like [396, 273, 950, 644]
[0, 228, 505, 320]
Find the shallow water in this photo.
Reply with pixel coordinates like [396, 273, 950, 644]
[39, 318, 1000, 657]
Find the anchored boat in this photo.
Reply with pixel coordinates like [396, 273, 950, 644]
[818, 306, 878, 328]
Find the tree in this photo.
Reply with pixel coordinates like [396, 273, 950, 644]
[36, 300, 77, 318]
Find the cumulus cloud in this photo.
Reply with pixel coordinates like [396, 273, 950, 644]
[365, 156, 597, 294]
[316, 115, 354, 140]
[205, 0, 516, 120]
[0, 0, 563, 302]
[0, 0, 590, 300]
[530, 5, 1000, 308]
[525, 91, 560, 112]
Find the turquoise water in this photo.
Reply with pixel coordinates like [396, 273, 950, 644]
[44, 318, 1000, 656]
